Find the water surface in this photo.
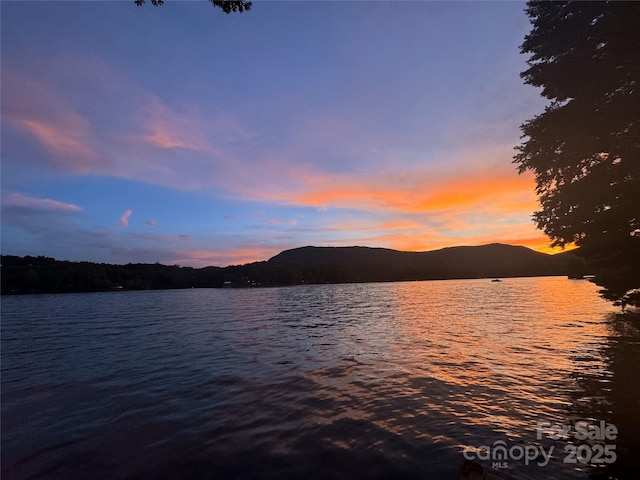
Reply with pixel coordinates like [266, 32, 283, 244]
[3, 277, 639, 479]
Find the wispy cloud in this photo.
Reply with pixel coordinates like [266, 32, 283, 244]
[16, 116, 99, 170]
[117, 209, 133, 227]
[264, 219, 298, 226]
[1, 192, 82, 212]
[3, 66, 103, 174]
[139, 95, 254, 151]
[140, 98, 212, 151]
[146, 219, 159, 227]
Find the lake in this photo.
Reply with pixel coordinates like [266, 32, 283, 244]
[2, 277, 639, 479]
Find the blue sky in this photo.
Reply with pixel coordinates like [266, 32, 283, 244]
[1, 0, 554, 267]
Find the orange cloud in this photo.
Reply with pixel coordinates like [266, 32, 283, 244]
[379, 219, 424, 231]
[414, 172, 536, 212]
[213, 160, 553, 258]
[368, 232, 441, 252]
[291, 196, 557, 257]
[252, 164, 538, 219]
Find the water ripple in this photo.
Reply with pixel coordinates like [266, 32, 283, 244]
[3, 277, 633, 480]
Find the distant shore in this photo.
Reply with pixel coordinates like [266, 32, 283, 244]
[1, 244, 581, 295]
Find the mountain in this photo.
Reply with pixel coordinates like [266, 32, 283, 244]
[1, 244, 581, 295]
[268, 243, 574, 280]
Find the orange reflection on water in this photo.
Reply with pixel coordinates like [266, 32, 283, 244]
[382, 277, 615, 437]
[238, 278, 618, 452]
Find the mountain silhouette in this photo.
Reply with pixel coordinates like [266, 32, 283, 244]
[268, 243, 574, 280]
[1, 243, 582, 294]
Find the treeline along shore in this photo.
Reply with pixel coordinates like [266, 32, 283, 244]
[1, 243, 587, 295]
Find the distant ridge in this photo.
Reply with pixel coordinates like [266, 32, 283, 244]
[1, 243, 580, 294]
[268, 243, 572, 280]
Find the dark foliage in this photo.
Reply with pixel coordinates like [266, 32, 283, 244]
[514, 1, 640, 308]
[1, 245, 575, 295]
[134, 0, 251, 14]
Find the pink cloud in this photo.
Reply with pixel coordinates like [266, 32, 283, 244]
[17, 116, 98, 167]
[3, 66, 103, 174]
[146, 219, 160, 227]
[117, 209, 133, 227]
[264, 219, 297, 226]
[141, 101, 206, 151]
[138, 97, 253, 152]
[2, 192, 82, 212]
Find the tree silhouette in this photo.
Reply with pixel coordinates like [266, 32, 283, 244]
[514, 1, 640, 308]
[135, 0, 251, 14]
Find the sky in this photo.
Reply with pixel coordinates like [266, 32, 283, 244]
[1, 0, 560, 267]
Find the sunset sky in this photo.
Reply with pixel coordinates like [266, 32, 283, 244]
[1, 1, 561, 267]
